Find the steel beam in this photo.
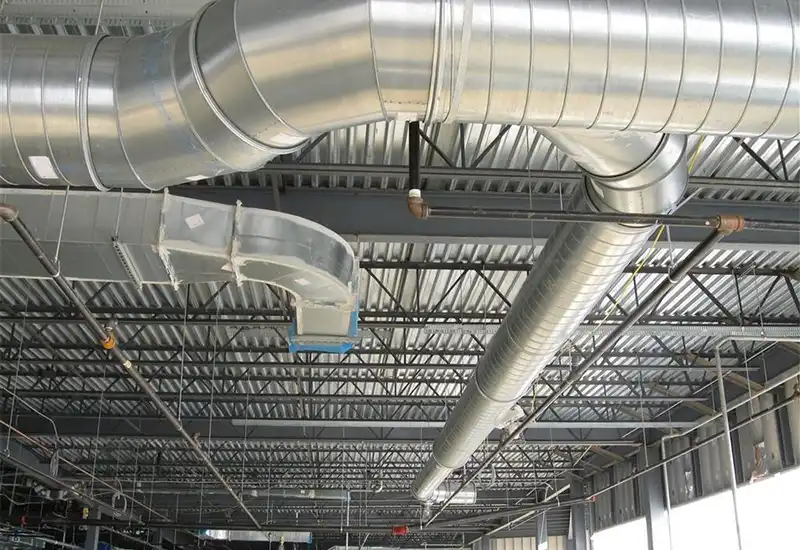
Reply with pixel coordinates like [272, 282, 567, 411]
[233, 419, 696, 429]
[537, 512, 549, 550]
[5, 428, 640, 449]
[0, 342, 743, 360]
[239, 163, 800, 195]
[6, 390, 707, 405]
[637, 448, 670, 550]
[173, 187, 800, 251]
[5, 306, 790, 325]
[359, 260, 790, 276]
[568, 481, 588, 550]
[0, 360, 759, 375]
[84, 511, 100, 550]
[3, 313, 795, 339]
[3, 415, 698, 430]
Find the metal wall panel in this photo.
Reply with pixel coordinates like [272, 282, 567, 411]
[663, 436, 696, 506]
[697, 418, 734, 495]
[491, 536, 536, 550]
[736, 393, 783, 481]
[612, 460, 638, 524]
[489, 536, 567, 550]
[591, 471, 615, 531]
[786, 379, 800, 464]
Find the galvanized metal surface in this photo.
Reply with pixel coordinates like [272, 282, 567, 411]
[0, 1, 798, 545]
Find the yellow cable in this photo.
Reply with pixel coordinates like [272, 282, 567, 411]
[595, 137, 703, 326]
[598, 225, 666, 325]
[687, 135, 706, 173]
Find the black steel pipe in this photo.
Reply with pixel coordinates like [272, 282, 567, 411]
[0, 204, 263, 531]
[427, 206, 799, 233]
[409, 121, 421, 190]
[427, 227, 731, 524]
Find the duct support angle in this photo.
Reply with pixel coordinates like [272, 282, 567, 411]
[0, 203, 263, 531]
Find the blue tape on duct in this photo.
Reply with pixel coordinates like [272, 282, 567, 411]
[288, 309, 358, 354]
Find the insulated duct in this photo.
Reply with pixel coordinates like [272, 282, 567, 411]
[0, 0, 797, 190]
[411, 130, 688, 500]
[0, 189, 359, 349]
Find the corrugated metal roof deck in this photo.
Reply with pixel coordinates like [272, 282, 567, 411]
[1, 2, 798, 540]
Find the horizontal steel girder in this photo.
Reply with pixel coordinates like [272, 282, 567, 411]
[2, 313, 796, 337]
[5, 415, 697, 430]
[0, 342, 744, 359]
[174, 187, 800, 251]
[7, 390, 707, 405]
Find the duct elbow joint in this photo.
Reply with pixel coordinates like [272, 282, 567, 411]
[579, 133, 689, 217]
[408, 189, 429, 219]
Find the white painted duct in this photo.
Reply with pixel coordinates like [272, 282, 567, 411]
[0, 0, 796, 189]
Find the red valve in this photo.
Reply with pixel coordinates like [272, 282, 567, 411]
[391, 525, 409, 536]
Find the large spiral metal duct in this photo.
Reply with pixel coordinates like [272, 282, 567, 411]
[412, 130, 688, 499]
[0, 0, 796, 500]
[0, 0, 796, 189]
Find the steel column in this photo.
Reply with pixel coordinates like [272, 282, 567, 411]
[637, 448, 670, 550]
[568, 481, 588, 550]
[84, 510, 101, 550]
[537, 512, 549, 550]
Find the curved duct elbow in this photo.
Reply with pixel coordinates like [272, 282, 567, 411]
[0, 0, 797, 189]
[0, 189, 359, 350]
[412, 132, 687, 501]
[543, 131, 688, 216]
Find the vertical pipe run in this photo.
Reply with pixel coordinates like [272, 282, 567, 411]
[0, 204, 263, 531]
[715, 345, 744, 550]
[710, 336, 800, 550]
[409, 121, 421, 190]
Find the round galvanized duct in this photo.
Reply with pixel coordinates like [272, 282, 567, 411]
[0, 0, 797, 189]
